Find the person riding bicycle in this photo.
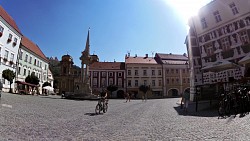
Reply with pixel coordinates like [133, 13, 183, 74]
[100, 89, 108, 106]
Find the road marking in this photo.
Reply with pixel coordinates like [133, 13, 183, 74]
[2, 104, 12, 108]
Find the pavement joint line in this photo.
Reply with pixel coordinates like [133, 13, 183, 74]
[1, 104, 12, 108]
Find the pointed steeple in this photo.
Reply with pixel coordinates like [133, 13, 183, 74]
[84, 28, 90, 54]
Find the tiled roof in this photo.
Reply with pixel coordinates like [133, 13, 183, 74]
[156, 53, 188, 61]
[21, 36, 48, 62]
[125, 57, 157, 64]
[0, 6, 22, 34]
[90, 62, 125, 70]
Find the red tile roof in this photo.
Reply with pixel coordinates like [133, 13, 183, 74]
[156, 53, 188, 61]
[90, 62, 125, 70]
[0, 6, 22, 34]
[125, 57, 157, 64]
[21, 36, 48, 62]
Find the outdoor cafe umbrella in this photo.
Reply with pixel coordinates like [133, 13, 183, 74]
[43, 86, 54, 92]
[201, 60, 241, 72]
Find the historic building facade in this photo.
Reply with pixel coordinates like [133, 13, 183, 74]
[0, 6, 22, 92]
[16, 36, 50, 94]
[89, 61, 126, 98]
[125, 54, 163, 98]
[155, 53, 190, 97]
[185, 0, 250, 100]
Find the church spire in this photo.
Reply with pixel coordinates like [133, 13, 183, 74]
[84, 28, 90, 54]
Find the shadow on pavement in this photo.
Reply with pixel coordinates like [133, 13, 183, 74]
[174, 101, 219, 117]
[84, 113, 102, 116]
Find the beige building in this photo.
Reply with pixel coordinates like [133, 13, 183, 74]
[125, 54, 163, 98]
[155, 53, 190, 97]
[186, 0, 250, 100]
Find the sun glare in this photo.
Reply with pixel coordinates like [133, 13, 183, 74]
[165, 0, 212, 23]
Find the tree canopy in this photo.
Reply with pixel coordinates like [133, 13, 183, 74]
[25, 72, 39, 85]
[139, 85, 149, 94]
[2, 69, 15, 93]
[107, 84, 118, 98]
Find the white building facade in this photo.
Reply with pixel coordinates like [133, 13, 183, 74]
[0, 6, 22, 92]
[186, 0, 250, 100]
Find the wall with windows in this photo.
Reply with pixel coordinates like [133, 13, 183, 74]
[0, 17, 22, 91]
[16, 46, 49, 94]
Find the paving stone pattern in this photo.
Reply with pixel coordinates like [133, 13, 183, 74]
[0, 92, 250, 140]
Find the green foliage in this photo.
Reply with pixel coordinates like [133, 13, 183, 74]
[2, 69, 15, 93]
[107, 85, 118, 98]
[139, 85, 149, 94]
[53, 79, 59, 89]
[2, 69, 15, 84]
[42, 81, 51, 87]
[25, 72, 39, 85]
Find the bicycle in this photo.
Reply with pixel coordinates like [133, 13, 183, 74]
[95, 98, 108, 114]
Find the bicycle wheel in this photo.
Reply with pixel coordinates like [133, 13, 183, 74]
[103, 103, 108, 113]
[95, 104, 101, 114]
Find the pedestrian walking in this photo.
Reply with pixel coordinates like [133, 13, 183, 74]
[142, 92, 147, 102]
[183, 91, 190, 112]
[125, 92, 130, 102]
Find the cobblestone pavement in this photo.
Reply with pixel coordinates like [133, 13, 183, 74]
[0, 92, 250, 140]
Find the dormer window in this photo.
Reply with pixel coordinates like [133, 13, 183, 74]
[0, 26, 4, 37]
[13, 37, 17, 46]
[7, 34, 12, 43]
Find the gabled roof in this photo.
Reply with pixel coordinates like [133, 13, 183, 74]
[90, 62, 125, 70]
[156, 53, 188, 61]
[0, 6, 22, 34]
[21, 36, 48, 62]
[125, 56, 158, 64]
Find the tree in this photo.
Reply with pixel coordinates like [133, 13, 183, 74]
[42, 81, 51, 87]
[107, 85, 118, 98]
[25, 72, 39, 85]
[139, 85, 149, 97]
[2, 69, 15, 93]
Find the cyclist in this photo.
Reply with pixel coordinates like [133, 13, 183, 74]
[100, 89, 108, 106]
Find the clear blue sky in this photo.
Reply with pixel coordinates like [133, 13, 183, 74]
[1, 0, 211, 66]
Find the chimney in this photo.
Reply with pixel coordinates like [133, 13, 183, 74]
[145, 54, 148, 58]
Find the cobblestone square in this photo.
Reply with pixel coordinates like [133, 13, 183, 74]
[0, 92, 250, 140]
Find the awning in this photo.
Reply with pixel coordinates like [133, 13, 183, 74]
[239, 52, 250, 65]
[15, 81, 38, 87]
[201, 60, 241, 72]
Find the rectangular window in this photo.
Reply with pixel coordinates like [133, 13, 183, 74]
[23, 69, 26, 76]
[25, 54, 28, 62]
[182, 69, 185, 74]
[8, 34, 12, 41]
[152, 80, 155, 86]
[143, 70, 147, 76]
[28, 70, 30, 75]
[176, 78, 179, 84]
[158, 80, 162, 86]
[118, 78, 122, 87]
[143, 80, 147, 85]
[135, 70, 138, 76]
[229, 2, 238, 15]
[101, 78, 106, 87]
[128, 80, 131, 87]
[4, 50, 9, 59]
[18, 67, 21, 75]
[45, 65, 47, 70]
[109, 78, 113, 85]
[221, 37, 230, 51]
[118, 72, 122, 77]
[102, 72, 106, 77]
[158, 70, 162, 76]
[201, 17, 208, 29]
[176, 69, 179, 74]
[183, 78, 186, 83]
[166, 69, 169, 74]
[167, 79, 169, 84]
[93, 78, 98, 87]
[127, 70, 131, 76]
[29, 56, 32, 64]
[37, 60, 39, 66]
[135, 80, 138, 87]
[13, 38, 17, 46]
[213, 11, 222, 23]
[206, 44, 214, 56]
[10, 53, 14, 62]
[34, 59, 36, 65]
[93, 72, 98, 77]
[40, 62, 42, 68]
[240, 31, 249, 44]
[109, 72, 113, 77]
[152, 70, 155, 76]
[0, 25, 4, 33]
[19, 51, 23, 60]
